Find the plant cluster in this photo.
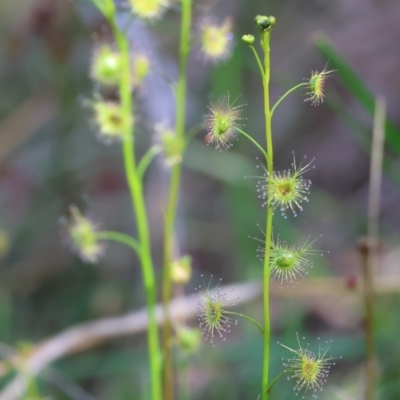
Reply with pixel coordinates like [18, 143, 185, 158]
[59, 1, 339, 399]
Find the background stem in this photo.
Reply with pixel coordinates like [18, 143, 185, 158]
[101, 1, 162, 399]
[162, 1, 192, 399]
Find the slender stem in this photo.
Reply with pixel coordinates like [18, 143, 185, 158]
[162, 1, 192, 399]
[235, 127, 268, 160]
[267, 371, 288, 394]
[96, 231, 141, 257]
[225, 311, 264, 334]
[270, 83, 307, 117]
[249, 45, 265, 79]
[100, 2, 162, 400]
[261, 30, 273, 400]
[137, 145, 161, 180]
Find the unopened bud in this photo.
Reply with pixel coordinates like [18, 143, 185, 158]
[242, 34, 255, 45]
[170, 255, 192, 284]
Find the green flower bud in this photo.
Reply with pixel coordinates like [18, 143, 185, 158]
[170, 255, 192, 284]
[176, 327, 202, 353]
[254, 15, 276, 32]
[242, 34, 255, 45]
[90, 45, 122, 86]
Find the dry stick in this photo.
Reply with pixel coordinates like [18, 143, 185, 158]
[363, 96, 385, 400]
[0, 282, 260, 400]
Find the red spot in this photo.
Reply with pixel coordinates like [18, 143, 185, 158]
[345, 275, 357, 290]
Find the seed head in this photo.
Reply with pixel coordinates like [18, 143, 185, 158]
[129, 0, 170, 21]
[62, 205, 105, 263]
[195, 276, 236, 345]
[255, 235, 322, 287]
[279, 333, 337, 398]
[256, 154, 314, 217]
[92, 100, 133, 144]
[205, 93, 244, 150]
[305, 66, 334, 106]
[90, 44, 122, 86]
[199, 18, 233, 62]
[155, 123, 183, 167]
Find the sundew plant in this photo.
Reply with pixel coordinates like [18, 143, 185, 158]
[198, 15, 339, 399]
[59, 1, 337, 399]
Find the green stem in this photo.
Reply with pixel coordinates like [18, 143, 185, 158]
[235, 127, 268, 160]
[96, 231, 141, 257]
[162, 1, 192, 399]
[270, 83, 307, 117]
[249, 45, 265, 79]
[100, 2, 162, 400]
[225, 311, 264, 334]
[137, 145, 161, 180]
[266, 370, 288, 394]
[261, 30, 273, 400]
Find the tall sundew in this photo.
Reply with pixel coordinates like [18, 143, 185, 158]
[205, 93, 244, 150]
[198, 17, 234, 62]
[255, 235, 323, 287]
[195, 275, 237, 345]
[279, 333, 339, 398]
[255, 154, 315, 218]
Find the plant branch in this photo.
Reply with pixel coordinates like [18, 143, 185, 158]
[225, 311, 264, 334]
[270, 83, 307, 117]
[235, 127, 268, 160]
[95, 231, 141, 257]
[137, 145, 161, 180]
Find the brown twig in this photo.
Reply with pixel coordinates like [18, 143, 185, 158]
[359, 96, 386, 400]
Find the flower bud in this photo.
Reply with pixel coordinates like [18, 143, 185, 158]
[176, 327, 201, 353]
[170, 255, 192, 284]
[90, 45, 122, 86]
[155, 123, 183, 167]
[254, 15, 276, 32]
[64, 205, 105, 263]
[241, 34, 255, 45]
[131, 53, 151, 88]
[199, 18, 233, 62]
[92, 101, 133, 143]
[129, 0, 170, 21]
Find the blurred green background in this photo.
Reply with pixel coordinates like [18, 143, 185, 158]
[0, 0, 399, 399]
